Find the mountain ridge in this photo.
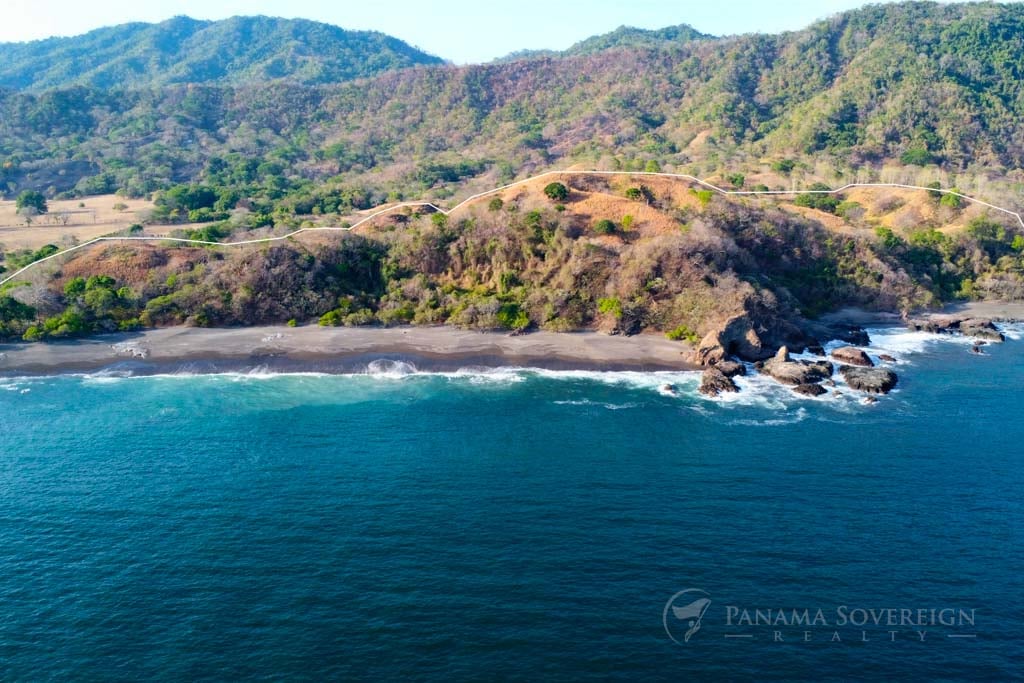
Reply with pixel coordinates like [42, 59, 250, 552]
[0, 15, 445, 90]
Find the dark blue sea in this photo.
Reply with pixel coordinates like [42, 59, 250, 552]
[1, 327, 1022, 681]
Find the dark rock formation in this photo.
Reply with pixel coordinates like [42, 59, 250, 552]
[699, 367, 739, 397]
[960, 319, 1004, 342]
[694, 312, 813, 365]
[715, 360, 747, 378]
[831, 346, 874, 367]
[804, 321, 871, 347]
[878, 354, 897, 363]
[759, 347, 833, 385]
[793, 383, 828, 397]
[807, 345, 826, 356]
[839, 365, 898, 394]
[907, 316, 1003, 342]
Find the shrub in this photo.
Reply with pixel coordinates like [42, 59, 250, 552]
[771, 159, 796, 174]
[875, 227, 904, 250]
[597, 297, 622, 319]
[488, 197, 504, 212]
[543, 182, 569, 202]
[940, 191, 963, 209]
[287, 318, 298, 327]
[594, 219, 617, 235]
[621, 215, 635, 231]
[665, 325, 700, 343]
[319, 310, 344, 326]
[692, 189, 714, 207]
[496, 303, 530, 331]
[726, 173, 745, 189]
[794, 183, 840, 213]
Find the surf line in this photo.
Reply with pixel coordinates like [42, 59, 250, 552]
[3, 170, 1022, 287]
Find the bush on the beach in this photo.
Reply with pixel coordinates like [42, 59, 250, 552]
[665, 325, 700, 344]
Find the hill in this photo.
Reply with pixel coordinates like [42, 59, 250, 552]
[494, 23, 711, 62]
[0, 16, 444, 91]
[564, 23, 711, 55]
[3, 1, 1024, 205]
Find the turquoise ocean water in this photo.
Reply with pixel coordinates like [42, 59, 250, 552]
[1, 326, 1022, 680]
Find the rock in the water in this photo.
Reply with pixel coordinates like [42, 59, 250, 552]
[908, 316, 1004, 342]
[960, 319, 1004, 342]
[807, 345, 826, 357]
[831, 346, 874, 367]
[715, 360, 747, 378]
[759, 350, 834, 386]
[878, 354, 897, 363]
[699, 367, 739, 397]
[793, 383, 827, 397]
[839, 365, 899, 394]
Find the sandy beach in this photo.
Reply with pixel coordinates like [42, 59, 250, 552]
[0, 325, 697, 375]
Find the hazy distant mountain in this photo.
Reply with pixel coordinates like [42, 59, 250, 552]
[0, 16, 445, 90]
[493, 23, 711, 62]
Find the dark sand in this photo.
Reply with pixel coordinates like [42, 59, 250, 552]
[0, 325, 697, 376]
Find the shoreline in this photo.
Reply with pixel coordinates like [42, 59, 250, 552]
[2, 300, 1021, 378]
[821, 301, 1024, 327]
[0, 325, 698, 376]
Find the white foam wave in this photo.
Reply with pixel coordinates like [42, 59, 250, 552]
[999, 322, 1024, 341]
[363, 359, 419, 379]
[553, 399, 640, 410]
[727, 407, 809, 427]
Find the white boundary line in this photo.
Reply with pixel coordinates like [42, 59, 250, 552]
[2, 170, 1022, 287]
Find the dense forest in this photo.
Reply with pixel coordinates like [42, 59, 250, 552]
[0, 16, 444, 91]
[3, 2, 1024, 204]
[2, 2, 1024, 351]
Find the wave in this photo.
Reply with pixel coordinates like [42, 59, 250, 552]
[553, 399, 640, 411]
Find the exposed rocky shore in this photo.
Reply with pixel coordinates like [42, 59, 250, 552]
[692, 304, 1020, 401]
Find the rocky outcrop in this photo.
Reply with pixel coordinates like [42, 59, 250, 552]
[960, 319, 1004, 342]
[757, 347, 833, 386]
[693, 311, 815, 366]
[793, 383, 828, 397]
[839, 365, 898, 394]
[906, 316, 1003, 342]
[694, 315, 773, 365]
[803, 321, 871, 347]
[699, 367, 739, 397]
[878, 354, 897, 363]
[715, 360, 747, 378]
[831, 346, 874, 367]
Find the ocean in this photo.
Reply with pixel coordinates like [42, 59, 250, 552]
[1, 326, 1022, 680]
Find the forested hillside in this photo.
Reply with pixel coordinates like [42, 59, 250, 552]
[0, 16, 443, 91]
[2, 1, 1024, 205]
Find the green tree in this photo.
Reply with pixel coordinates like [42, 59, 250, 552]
[543, 182, 569, 202]
[16, 190, 47, 214]
[594, 219, 617, 235]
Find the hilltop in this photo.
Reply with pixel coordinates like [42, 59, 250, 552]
[0, 16, 444, 91]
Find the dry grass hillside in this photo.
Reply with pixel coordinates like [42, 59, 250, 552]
[0, 195, 153, 250]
